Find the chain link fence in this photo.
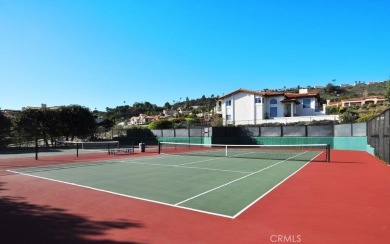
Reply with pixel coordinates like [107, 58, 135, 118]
[367, 108, 390, 164]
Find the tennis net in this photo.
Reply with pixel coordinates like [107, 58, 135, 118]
[59, 141, 119, 151]
[158, 142, 330, 162]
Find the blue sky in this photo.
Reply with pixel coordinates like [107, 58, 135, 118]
[1, 0, 389, 111]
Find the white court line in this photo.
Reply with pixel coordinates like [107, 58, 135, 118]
[8, 150, 317, 219]
[174, 151, 309, 206]
[7, 169, 235, 219]
[177, 157, 225, 166]
[232, 153, 319, 218]
[174, 148, 302, 167]
[122, 160, 252, 174]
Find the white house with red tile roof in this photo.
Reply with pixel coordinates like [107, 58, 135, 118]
[129, 114, 167, 125]
[215, 88, 338, 125]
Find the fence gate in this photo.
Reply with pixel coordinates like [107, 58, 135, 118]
[367, 109, 390, 164]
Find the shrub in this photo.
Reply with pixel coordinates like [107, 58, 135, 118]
[147, 120, 173, 129]
[168, 118, 186, 124]
[326, 106, 339, 115]
[261, 123, 284, 127]
[210, 114, 223, 127]
[356, 114, 376, 122]
[339, 111, 358, 123]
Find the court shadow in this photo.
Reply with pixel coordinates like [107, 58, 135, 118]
[0, 183, 143, 244]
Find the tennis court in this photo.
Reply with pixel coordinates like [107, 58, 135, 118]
[8, 143, 328, 218]
[2, 144, 390, 243]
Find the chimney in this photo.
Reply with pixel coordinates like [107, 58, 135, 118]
[299, 88, 308, 94]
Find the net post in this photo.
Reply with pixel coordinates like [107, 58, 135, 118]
[225, 145, 228, 157]
[35, 137, 38, 160]
[107, 142, 110, 155]
[158, 142, 161, 154]
[76, 143, 79, 157]
[326, 144, 330, 162]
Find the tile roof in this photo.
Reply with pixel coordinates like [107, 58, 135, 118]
[341, 96, 385, 102]
[218, 88, 284, 99]
[281, 98, 301, 104]
[284, 92, 319, 98]
[218, 88, 319, 99]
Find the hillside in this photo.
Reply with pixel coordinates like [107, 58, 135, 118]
[311, 81, 389, 123]
[312, 81, 386, 102]
[100, 81, 389, 124]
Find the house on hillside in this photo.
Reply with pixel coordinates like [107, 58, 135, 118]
[2, 104, 60, 119]
[22, 103, 60, 111]
[129, 114, 166, 125]
[327, 96, 386, 108]
[1, 109, 21, 119]
[215, 88, 338, 125]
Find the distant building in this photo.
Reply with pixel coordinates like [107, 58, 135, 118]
[22, 103, 60, 111]
[163, 109, 176, 116]
[327, 96, 386, 107]
[326, 100, 342, 107]
[1, 109, 20, 118]
[129, 114, 166, 125]
[341, 96, 386, 107]
[215, 88, 338, 125]
[354, 81, 366, 86]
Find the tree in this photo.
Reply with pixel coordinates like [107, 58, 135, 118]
[68, 105, 96, 140]
[12, 106, 96, 145]
[207, 99, 215, 112]
[385, 80, 390, 103]
[325, 83, 336, 93]
[0, 111, 11, 147]
[44, 109, 63, 145]
[144, 102, 153, 110]
[12, 109, 40, 144]
[363, 89, 369, 97]
[339, 110, 358, 123]
[163, 102, 171, 110]
[12, 108, 58, 146]
[210, 114, 223, 126]
[58, 105, 96, 141]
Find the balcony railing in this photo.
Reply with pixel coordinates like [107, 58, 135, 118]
[223, 115, 339, 126]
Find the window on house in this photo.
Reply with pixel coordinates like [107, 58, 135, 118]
[270, 99, 277, 105]
[225, 100, 232, 106]
[226, 114, 232, 121]
[270, 107, 278, 117]
[303, 98, 311, 108]
[255, 97, 262, 103]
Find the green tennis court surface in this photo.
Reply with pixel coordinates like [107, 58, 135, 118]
[9, 151, 320, 218]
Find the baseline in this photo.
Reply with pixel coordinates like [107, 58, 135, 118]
[7, 169, 236, 219]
